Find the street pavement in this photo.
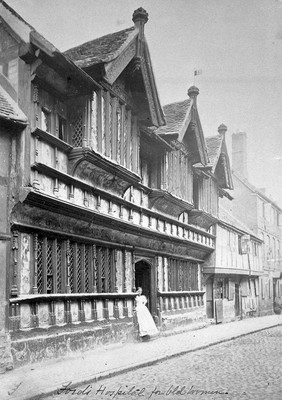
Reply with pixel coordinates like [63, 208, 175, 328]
[1, 314, 281, 400]
[45, 326, 282, 400]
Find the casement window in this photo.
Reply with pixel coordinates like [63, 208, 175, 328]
[58, 115, 67, 141]
[238, 236, 242, 254]
[71, 110, 84, 147]
[0, 58, 18, 92]
[41, 107, 51, 132]
[168, 259, 199, 291]
[33, 232, 117, 294]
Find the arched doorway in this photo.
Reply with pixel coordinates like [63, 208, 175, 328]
[135, 260, 152, 312]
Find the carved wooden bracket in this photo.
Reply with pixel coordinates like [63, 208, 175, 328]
[148, 189, 193, 217]
[69, 148, 141, 196]
[189, 209, 218, 230]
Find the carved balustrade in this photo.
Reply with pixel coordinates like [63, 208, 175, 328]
[9, 293, 136, 332]
[157, 290, 205, 315]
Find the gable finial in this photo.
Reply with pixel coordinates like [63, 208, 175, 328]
[187, 86, 199, 99]
[218, 124, 227, 136]
[132, 7, 149, 26]
[188, 85, 199, 106]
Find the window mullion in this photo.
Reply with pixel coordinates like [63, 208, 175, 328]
[42, 237, 48, 294]
[73, 243, 78, 293]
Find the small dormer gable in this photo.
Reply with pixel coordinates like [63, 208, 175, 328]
[156, 86, 208, 166]
[206, 124, 233, 190]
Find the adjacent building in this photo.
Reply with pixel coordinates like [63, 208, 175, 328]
[222, 132, 282, 315]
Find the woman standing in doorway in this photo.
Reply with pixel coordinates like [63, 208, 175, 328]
[135, 287, 159, 338]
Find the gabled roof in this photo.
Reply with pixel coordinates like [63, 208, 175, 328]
[64, 10, 165, 128]
[64, 27, 137, 68]
[205, 135, 222, 168]
[155, 90, 209, 166]
[0, 85, 27, 125]
[156, 99, 192, 136]
[202, 125, 233, 190]
[219, 205, 262, 241]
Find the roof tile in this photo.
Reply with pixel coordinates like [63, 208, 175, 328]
[155, 99, 191, 136]
[64, 27, 136, 68]
[0, 86, 28, 124]
[205, 135, 223, 167]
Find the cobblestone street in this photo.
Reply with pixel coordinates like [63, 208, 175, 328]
[46, 326, 282, 400]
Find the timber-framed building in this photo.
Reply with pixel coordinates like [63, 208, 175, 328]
[0, 2, 234, 369]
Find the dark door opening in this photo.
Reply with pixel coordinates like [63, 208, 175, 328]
[235, 284, 240, 317]
[206, 277, 214, 319]
[135, 260, 152, 312]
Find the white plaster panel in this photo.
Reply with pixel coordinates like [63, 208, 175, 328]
[108, 300, 114, 318]
[55, 301, 65, 325]
[73, 188, 84, 207]
[40, 141, 54, 167]
[100, 198, 109, 213]
[123, 207, 129, 221]
[57, 152, 68, 173]
[40, 175, 53, 194]
[71, 301, 79, 323]
[157, 256, 162, 290]
[96, 300, 103, 320]
[58, 182, 68, 200]
[132, 210, 140, 225]
[84, 301, 92, 321]
[140, 214, 147, 228]
[20, 233, 31, 295]
[127, 299, 133, 317]
[38, 303, 49, 327]
[20, 303, 31, 329]
[116, 250, 123, 292]
[87, 193, 95, 210]
[118, 300, 123, 317]
[111, 203, 120, 218]
[125, 251, 132, 292]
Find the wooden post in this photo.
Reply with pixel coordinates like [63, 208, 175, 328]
[33, 233, 38, 294]
[97, 90, 103, 153]
[11, 231, 19, 296]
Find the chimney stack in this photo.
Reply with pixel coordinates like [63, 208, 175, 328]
[232, 132, 248, 179]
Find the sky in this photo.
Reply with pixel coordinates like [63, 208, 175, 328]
[4, 0, 282, 207]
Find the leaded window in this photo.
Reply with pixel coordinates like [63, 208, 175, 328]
[32, 232, 116, 294]
[168, 259, 199, 291]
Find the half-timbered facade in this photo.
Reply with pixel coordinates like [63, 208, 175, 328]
[0, 3, 221, 369]
[204, 205, 263, 322]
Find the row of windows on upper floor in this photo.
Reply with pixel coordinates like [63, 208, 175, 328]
[32, 84, 219, 213]
[258, 198, 281, 228]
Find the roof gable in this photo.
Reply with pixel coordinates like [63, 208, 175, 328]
[206, 129, 233, 189]
[64, 27, 137, 68]
[155, 89, 209, 165]
[0, 85, 27, 125]
[64, 14, 165, 127]
[0, 0, 33, 43]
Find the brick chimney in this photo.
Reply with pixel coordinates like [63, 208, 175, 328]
[232, 132, 248, 179]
